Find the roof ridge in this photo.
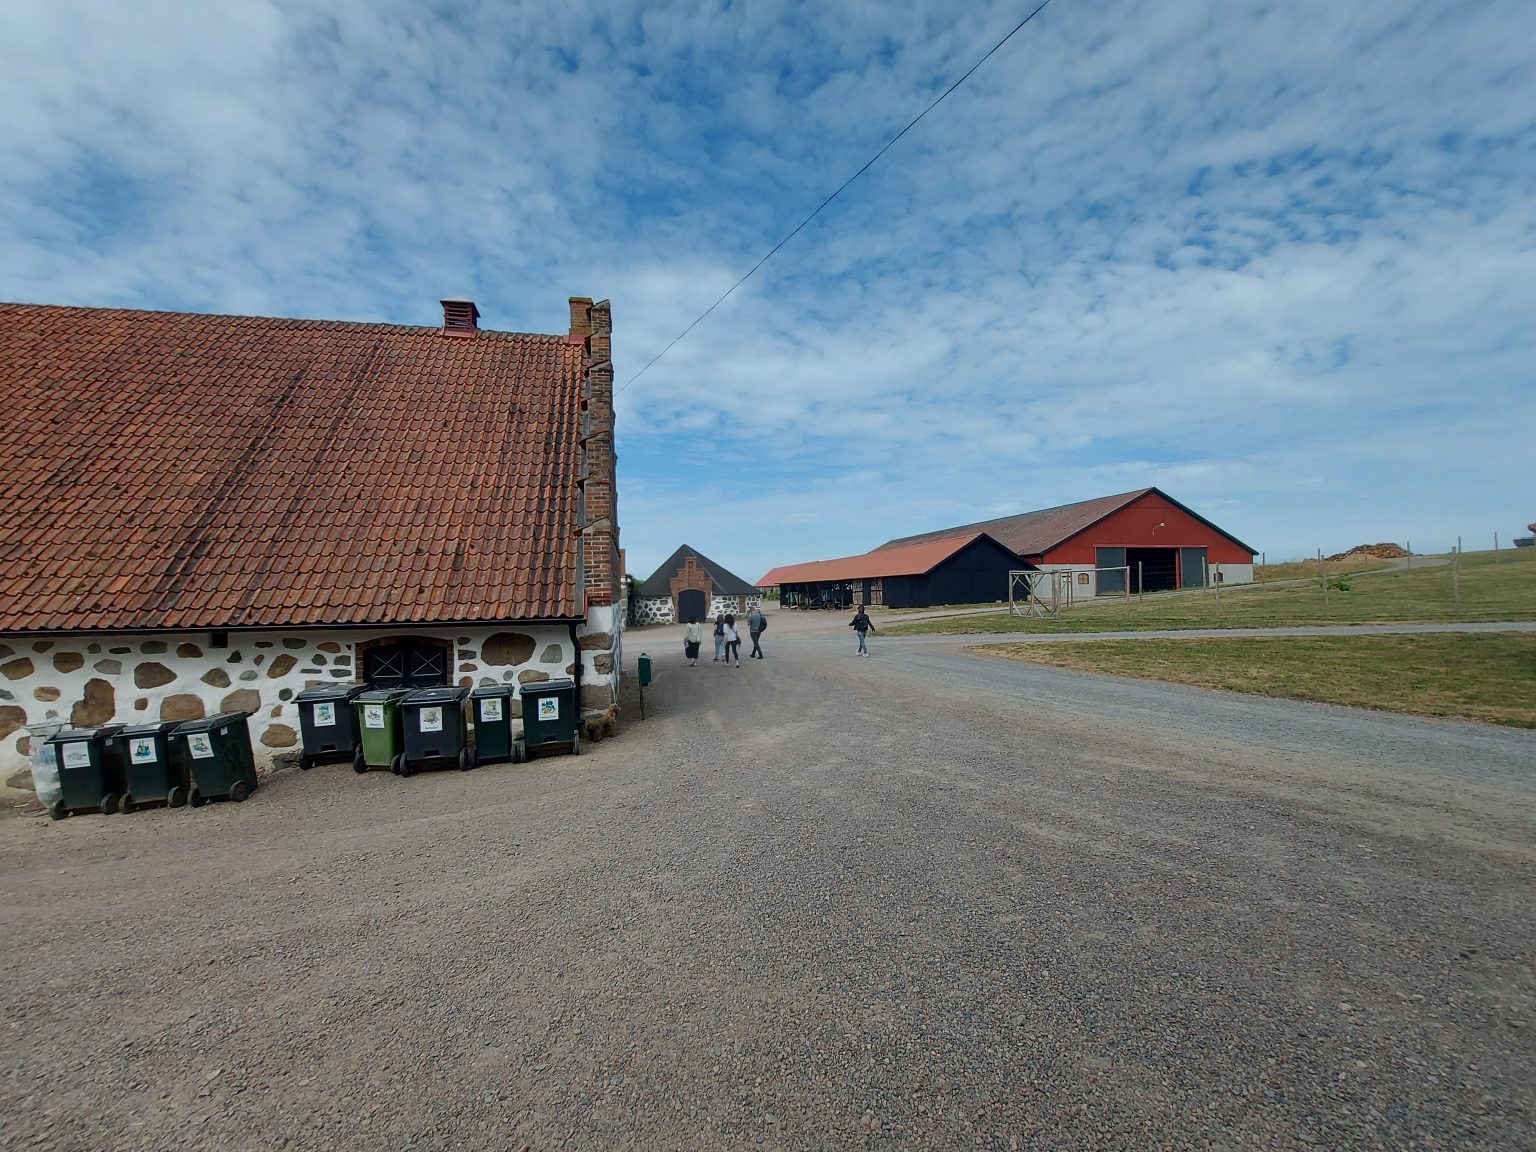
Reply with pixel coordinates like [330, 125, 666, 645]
[0, 301, 573, 342]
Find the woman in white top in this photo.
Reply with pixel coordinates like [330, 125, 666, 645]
[722, 614, 741, 667]
[684, 617, 702, 666]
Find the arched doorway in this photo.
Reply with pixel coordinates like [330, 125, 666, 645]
[677, 588, 707, 623]
[360, 637, 450, 688]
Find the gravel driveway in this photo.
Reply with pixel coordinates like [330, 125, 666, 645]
[2, 609, 1533, 1150]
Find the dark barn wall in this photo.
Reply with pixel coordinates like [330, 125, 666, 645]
[882, 575, 927, 609]
[924, 537, 1020, 607]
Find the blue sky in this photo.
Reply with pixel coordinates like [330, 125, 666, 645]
[2, 1, 1532, 583]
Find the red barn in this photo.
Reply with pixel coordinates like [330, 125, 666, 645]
[878, 488, 1256, 597]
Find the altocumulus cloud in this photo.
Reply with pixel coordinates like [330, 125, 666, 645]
[1, 0, 1532, 579]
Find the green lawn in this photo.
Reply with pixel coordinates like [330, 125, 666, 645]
[976, 633, 1536, 728]
[884, 547, 1536, 635]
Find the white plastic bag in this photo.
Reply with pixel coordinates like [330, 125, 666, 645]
[27, 723, 64, 808]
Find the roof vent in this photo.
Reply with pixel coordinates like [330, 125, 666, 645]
[440, 297, 480, 337]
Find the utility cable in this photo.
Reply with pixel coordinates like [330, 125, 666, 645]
[617, 0, 1057, 396]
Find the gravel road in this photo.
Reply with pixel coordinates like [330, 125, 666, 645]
[2, 609, 1533, 1151]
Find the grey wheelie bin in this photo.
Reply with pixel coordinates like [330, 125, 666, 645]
[107, 721, 191, 813]
[399, 686, 472, 775]
[352, 687, 410, 774]
[295, 682, 368, 769]
[173, 712, 258, 806]
[518, 677, 580, 761]
[470, 684, 516, 764]
[43, 726, 126, 819]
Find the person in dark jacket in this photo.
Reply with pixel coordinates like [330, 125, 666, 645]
[849, 604, 875, 657]
[746, 605, 766, 659]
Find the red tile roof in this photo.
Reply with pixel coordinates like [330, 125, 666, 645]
[757, 534, 988, 587]
[0, 303, 588, 632]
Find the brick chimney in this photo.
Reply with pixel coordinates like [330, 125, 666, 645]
[572, 296, 619, 608]
[440, 297, 480, 337]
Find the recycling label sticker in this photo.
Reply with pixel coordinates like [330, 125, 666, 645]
[61, 743, 92, 770]
[479, 698, 502, 723]
[186, 733, 215, 760]
[538, 697, 560, 722]
[420, 706, 443, 733]
[130, 739, 158, 765]
[313, 702, 336, 727]
[364, 704, 385, 729]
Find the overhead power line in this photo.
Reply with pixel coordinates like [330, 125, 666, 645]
[616, 0, 1058, 396]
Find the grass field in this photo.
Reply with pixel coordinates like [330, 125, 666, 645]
[976, 633, 1536, 728]
[1253, 554, 1399, 582]
[884, 547, 1536, 635]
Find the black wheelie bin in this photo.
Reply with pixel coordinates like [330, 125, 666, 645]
[399, 686, 472, 775]
[173, 712, 258, 806]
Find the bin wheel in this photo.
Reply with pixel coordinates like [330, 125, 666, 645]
[49, 799, 68, 821]
[459, 748, 474, 772]
[396, 755, 413, 778]
[118, 793, 135, 815]
[513, 740, 525, 764]
[188, 787, 207, 809]
[353, 748, 367, 774]
[571, 733, 581, 757]
[168, 786, 188, 809]
[300, 754, 314, 771]
[101, 794, 119, 816]
[230, 780, 251, 803]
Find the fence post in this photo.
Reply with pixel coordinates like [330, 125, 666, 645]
[1406, 540, 1411, 570]
[1214, 563, 1221, 607]
[1138, 561, 1144, 602]
[1318, 548, 1327, 614]
[1495, 531, 1500, 559]
[1454, 537, 1462, 613]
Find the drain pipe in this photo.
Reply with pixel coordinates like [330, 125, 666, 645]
[568, 619, 583, 731]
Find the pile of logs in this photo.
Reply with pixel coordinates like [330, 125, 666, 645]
[1325, 542, 1410, 562]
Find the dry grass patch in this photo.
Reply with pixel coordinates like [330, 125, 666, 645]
[977, 633, 1536, 728]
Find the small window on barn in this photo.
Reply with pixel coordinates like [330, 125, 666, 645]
[211, 630, 229, 649]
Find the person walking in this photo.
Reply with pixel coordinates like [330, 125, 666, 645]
[849, 603, 875, 657]
[722, 614, 742, 667]
[712, 613, 726, 662]
[746, 604, 766, 659]
[684, 616, 702, 666]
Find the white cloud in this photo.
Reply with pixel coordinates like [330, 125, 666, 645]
[1, 0, 1532, 581]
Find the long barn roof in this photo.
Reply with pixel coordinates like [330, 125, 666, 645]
[757, 533, 997, 587]
[0, 302, 589, 632]
[877, 487, 1256, 557]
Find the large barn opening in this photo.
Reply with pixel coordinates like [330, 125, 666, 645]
[1126, 548, 1179, 594]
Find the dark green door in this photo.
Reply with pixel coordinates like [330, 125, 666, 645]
[1096, 547, 1126, 595]
[677, 588, 707, 623]
[1179, 547, 1208, 588]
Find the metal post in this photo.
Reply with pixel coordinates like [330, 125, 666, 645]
[1214, 563, 1220, 606]
[1138, 561, 1143, 602]
[1495, 532, 1500, 559]
[1318, 548, 1327, 613]
[1406, 541, 1411, 570]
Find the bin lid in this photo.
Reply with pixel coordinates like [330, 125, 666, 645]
[523, 677, 575, 694]
[296, 683, 365, 704]
[355, 687, 412, 704]
[45, 727, 99, 745]
[403, 686, 469, 706]
[117, 721, 179, 738]
[470, 684, 515, 699]
[173, 711, 249, 734]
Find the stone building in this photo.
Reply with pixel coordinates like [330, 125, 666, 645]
[632, 546, 762, 626]
[0, 295, 623, 789]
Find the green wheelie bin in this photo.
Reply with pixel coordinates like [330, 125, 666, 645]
[173, 713, 258, 806]
[399, 686, 472, 775]
[518, 677, 579, 761]
[295, 682, 368, 769]
[470, 684, 516, 764]
[108, 721, 191, 813]
[352, 687, 410, 774]
[44, 726, 126, 819]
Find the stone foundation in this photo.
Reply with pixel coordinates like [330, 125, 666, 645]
[1, 609, 623, 790]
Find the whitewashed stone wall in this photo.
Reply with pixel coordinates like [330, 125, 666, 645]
[634, 596, 674, 626]
[1, 611, 622, 792]
[710, 594, 763, 617]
